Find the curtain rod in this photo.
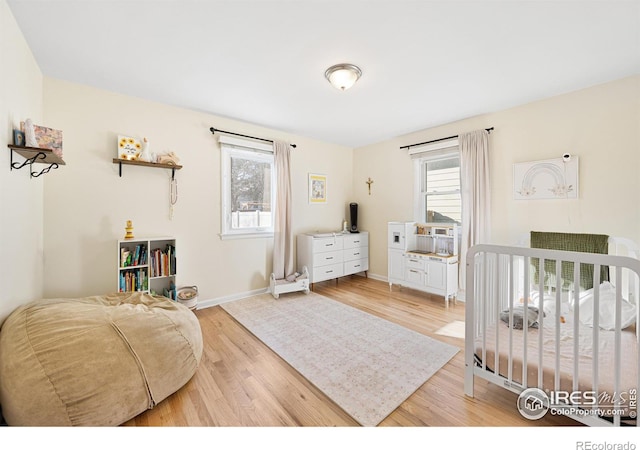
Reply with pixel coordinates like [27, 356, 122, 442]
[399, 127, 494, 150]
[209, 127, 296, 148]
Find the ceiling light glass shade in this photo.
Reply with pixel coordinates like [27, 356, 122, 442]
[324, 64, 362, 91]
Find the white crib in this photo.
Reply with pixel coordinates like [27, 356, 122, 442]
[464, 243, 640, 426]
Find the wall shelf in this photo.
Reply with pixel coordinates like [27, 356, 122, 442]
[8, 145, 65, 178]
[112, 158, 182, 179]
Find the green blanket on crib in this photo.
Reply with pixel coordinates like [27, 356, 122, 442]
[530, 231, 609, 290]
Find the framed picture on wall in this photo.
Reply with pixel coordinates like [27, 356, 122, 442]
[309, 173, 327, 204]
[513, 156, 579, 200]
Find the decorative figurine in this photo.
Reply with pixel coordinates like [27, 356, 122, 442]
[140, 137, 152, 162]
[124, 220, 134, 240]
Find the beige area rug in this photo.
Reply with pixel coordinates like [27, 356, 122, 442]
[221, 291, 459, 426]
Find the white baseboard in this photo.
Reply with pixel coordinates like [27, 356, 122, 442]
[196, 287, 269, 310]
[195, 279, 466, 310]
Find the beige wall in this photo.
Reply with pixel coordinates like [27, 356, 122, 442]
[0, 0, 44, 324]
[353, 76, 640, 279]
[42, 78, 353, 302]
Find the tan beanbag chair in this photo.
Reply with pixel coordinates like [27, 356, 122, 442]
[0, 292, 203, 426]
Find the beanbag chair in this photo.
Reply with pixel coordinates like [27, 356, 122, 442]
[0, 292, 203, 426]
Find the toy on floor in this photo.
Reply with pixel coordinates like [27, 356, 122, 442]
[270, 267, 310, 299]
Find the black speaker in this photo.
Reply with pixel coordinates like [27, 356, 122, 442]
[349, 203, 359, 233]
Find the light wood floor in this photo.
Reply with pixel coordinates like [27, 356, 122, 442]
[122, 276, 579, 427]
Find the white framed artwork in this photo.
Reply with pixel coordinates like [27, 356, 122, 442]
[513, 157, 578, 200]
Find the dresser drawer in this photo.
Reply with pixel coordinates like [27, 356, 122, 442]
[343, 234, 368, 249]
[313, 250, 343, 267]
[312, 237, 343, 253]
[343, 247, 367, 262]
[345, 258, 368, 275]
[313, 264, 344, 283]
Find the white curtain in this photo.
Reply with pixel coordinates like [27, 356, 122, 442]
[272, 140, 294, 280]
[459, 129, 491, 290]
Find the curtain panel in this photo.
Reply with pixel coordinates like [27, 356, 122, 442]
[272, 140, 295, 280]
[459, 129, 491, 290]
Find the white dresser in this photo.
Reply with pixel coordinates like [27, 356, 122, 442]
[297, 232, 369, 284]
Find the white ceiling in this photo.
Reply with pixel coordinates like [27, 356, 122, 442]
[7, 0, 640, 148]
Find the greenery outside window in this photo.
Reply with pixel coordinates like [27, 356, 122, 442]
[220, 137, 275, 239]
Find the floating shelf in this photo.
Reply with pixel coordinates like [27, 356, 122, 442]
[112, 158, 182, 179]
[8, 145, 66, 178]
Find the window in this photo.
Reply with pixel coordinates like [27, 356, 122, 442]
[220, 136, 275, 238]
[413, 145, 461, 225]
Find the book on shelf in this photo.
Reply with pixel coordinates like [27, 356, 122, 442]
[150, 244, 176, 277]
[163, 281, 177, 301]
[120, 244, 147, 268]
[119, 268, 148, 292]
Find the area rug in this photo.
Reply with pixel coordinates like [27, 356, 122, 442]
[221, 291, 459, 426]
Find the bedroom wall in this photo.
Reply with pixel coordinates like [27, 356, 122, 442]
[0, 0, 44, 324]
[353, 75, 640, 280]
[42, 78, 353, 302]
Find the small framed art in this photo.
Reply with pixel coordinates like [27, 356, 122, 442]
[13, 129, 25, 146]
[309, 173, 327, 204]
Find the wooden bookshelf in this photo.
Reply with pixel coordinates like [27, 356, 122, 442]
[113, 158, 182, 178]
[9, 145, 66, 165]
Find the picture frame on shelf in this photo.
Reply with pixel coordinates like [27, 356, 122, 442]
[308, 173, 327, 204]
[20, 122, 63, 155]
[13, 129, 25, 147]
[117, 135, 142, 161]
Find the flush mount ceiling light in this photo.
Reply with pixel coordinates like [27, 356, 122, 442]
[324, 63, 362, 91]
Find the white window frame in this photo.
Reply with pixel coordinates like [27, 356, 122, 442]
[220, 136, 275, 240]
[411, 139, 461, 224]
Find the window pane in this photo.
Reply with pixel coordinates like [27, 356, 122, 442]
[425, 193, 461, 223]
[425, 158, 460, 194]
[230, 156, 272, 229]
[423, 155, 461, 224]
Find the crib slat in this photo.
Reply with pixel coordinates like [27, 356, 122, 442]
[508, 254, 514, 383]
[572, 262, 580, 393]
[592, 265, 601, 405]
[613, 269, 622, 426]
[522, 256, 529, 389]
[554, 258, 562, 392]
[537, 257, 545, 389]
